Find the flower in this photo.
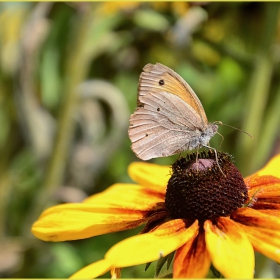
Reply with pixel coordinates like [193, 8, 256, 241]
[31, 151, 280, 278]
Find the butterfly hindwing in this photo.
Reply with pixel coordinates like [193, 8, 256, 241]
[129, 91, 201, 160]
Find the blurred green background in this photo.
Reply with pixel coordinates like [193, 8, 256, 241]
[0, 1, 279, 278]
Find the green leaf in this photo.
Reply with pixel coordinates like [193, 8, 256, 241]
[133, 10, 169, 32]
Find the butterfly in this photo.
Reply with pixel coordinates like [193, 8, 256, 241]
[128, 62, 219, 160]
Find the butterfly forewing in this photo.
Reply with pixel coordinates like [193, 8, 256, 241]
[138, 63, 208, 126]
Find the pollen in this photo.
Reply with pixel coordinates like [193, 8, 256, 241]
[165, 151, 248, 221]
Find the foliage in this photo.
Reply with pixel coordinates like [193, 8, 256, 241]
[0, 2, 279, 277]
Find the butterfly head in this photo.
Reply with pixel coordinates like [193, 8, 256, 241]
[199, 123, 219, 147]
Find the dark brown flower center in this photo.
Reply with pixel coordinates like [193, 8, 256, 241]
[165, 151, 248, 221]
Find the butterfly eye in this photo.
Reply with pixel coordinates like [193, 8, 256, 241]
[157, 108, 160, 111]
[159, 79, 164, 85]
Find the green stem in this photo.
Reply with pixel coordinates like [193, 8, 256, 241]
[255, 84, 280, 170]
[236, 3, 279, 175]
[25, 8, 93, 234]
[237, 54, 273, 174]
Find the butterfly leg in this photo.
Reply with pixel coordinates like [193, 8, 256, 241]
[195, 148, 199, 172]
[203, 145, 226, 177]
[216, 132, 224, 148]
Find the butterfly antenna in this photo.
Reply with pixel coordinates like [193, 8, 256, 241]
[214, 121, 254, 139]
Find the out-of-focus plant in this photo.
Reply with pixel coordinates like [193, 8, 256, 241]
[0, 2, 279, 278]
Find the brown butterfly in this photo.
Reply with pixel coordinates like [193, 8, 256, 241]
[128, 62, 219, 160]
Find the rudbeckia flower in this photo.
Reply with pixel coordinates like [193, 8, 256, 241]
[31, 151, 280, 278]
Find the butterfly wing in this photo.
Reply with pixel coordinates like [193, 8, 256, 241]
[129, 63, 209, 160]
[129, 91, 203, 160]
[138, 63, 208, 126]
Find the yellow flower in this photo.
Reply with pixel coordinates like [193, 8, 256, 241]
[99, 2, 140, 15]
[32, 151, 280, 278]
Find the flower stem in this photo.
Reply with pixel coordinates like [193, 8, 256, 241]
[237, 3, 280, 175]
[25, 6, 93, 234]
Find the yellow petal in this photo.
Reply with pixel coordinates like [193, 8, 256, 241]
[250, 153, 280, 178]
[70, 259, 111, 279]
[84, 183, 165, 209]
[256, 209, 280, 217]
[232, 207, 280, 230]
[173, 230, 211, 278]
[128, 162, 170, 189]
[32, 203, 146, 241]
[246, 175, 280, 198]
[105, 219, 198, 267]
[204, 218, 254, 278]
[251, 201, 280, 217]
[238, 224, 280, 263]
